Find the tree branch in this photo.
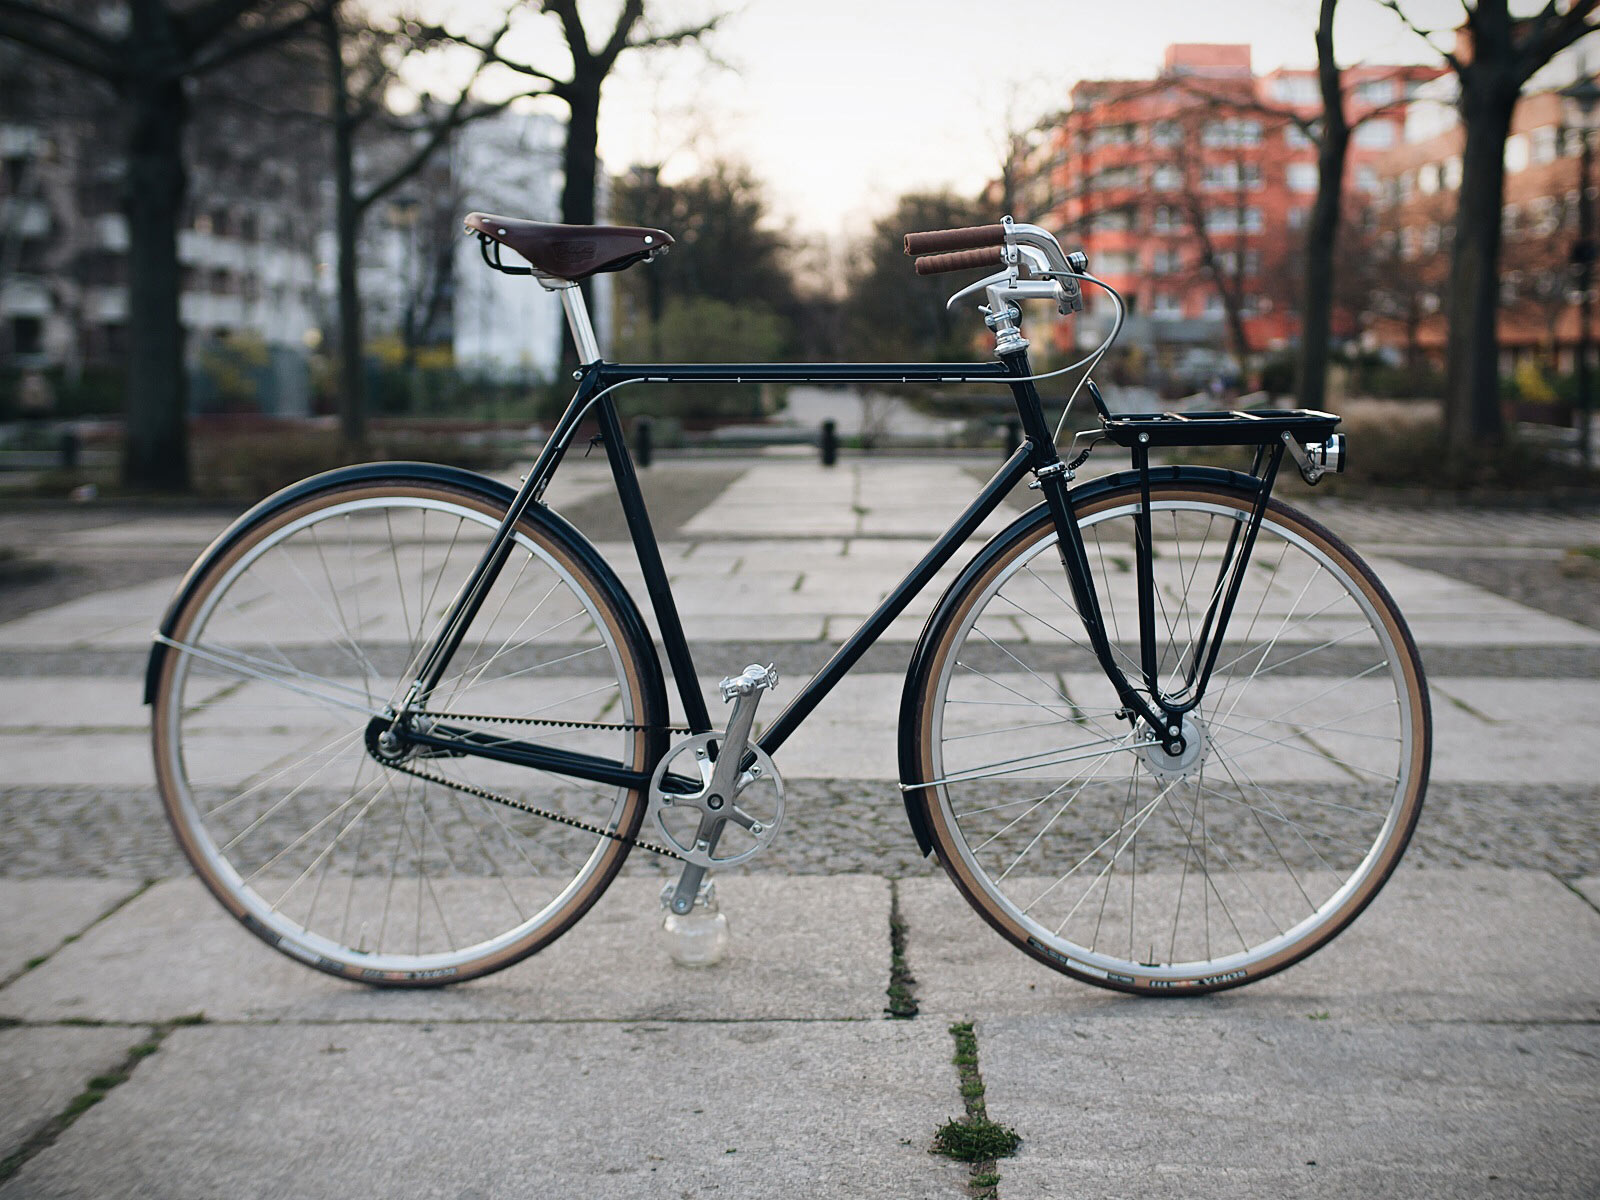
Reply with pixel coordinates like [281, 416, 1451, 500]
[177, 0, 276, 51]
[189, 5, 318, 76]
[625, 13, 722, 53]
[1514, 0, 1600, 85]
[0, 0, 118, 77]
[596, 0, 643, 68]
[432, 19, 572, 100]
[542, 0, 592, 66]
[1376, 0, 1463, 72]
[354, 82, 534, 215]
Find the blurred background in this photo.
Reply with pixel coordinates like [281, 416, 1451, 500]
[1, 0, 1597, 498]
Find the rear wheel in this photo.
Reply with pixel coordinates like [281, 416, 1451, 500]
[151, 475, 662, 985]
[904, 481, 1430, 994]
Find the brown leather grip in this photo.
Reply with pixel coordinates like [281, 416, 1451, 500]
[912, 245, 1005, 275]
[903, 224, 1006, 256]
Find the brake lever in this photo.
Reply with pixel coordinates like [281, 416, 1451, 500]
[945, 268, 1015, 313]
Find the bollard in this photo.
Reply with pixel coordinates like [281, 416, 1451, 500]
[58, 428, 79, 469]
[819, 418, 838, 467]
[1003, 419, 1020, 460]
[634, 416, 652, 468]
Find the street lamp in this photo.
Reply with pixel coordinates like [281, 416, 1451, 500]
[1560, 74, 1600, 468]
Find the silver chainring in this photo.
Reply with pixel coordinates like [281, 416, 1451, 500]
[647, 732, 785, 867]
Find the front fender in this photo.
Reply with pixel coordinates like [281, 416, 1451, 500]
[895, 464, 1258, 859]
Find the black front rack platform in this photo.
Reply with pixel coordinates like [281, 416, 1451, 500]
[1102, 408, 1340, 448]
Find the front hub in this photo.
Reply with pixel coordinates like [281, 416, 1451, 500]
[1139, 713, 1208, 782]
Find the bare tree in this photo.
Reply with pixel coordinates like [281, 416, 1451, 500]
[0, 0, 314, 491]
[317, 2, 540, 444]
[470, 1, 720, 230]
[1179, 6, 1414, 411]
[1381, 0, 1600, 455]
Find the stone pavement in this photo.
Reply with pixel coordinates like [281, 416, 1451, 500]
[0, 454, 1597, 1197]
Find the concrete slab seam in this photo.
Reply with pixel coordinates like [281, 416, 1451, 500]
[886, 878, 919, 1019]
[1551, 873, 1600, 922]
[0, 1014, 201, 1187]
[0, 878, 155, 991]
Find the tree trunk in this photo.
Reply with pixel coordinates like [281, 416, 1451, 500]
[1296, 0, 1348, 413]
[121, 74, 190, 491]
[561, 85, 600, 228]
[324, 8, 367, 447]
[556, 84, 601, 377]
[1444, 80, 1515, 455]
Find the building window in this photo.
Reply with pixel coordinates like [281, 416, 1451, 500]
[1287, 162, 1319, 192]
[1354, 120, 1396, 149]
[1443, 156, 1463, 188]
[1204, 207, 1262, 233]
[1151, 163, 1183, 190]
[1202, 162, 1262, 190]
[1356, 165, 1380, 193]
[1202, 119, 1262, 148]
[1505, 133, 1530, 172]
[1531, 125, 1560, 164]
[1151, 247, 1184, 275]
[1285, 123, 1313, 149]
[1270, 75, 1320, 105]
[1418, 164, 1440, 194]
[1357, 79, 1397, 105]
[1152, 291, 1182, 315]
[1288, 206, 1308, 230]
[1151, 120, 1182, 147]
[1152, 205, 1180, 233]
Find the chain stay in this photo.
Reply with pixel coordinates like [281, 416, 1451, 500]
[393, 708, 692, 859]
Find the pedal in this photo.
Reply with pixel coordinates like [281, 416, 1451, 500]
[655, 665, 785, 913]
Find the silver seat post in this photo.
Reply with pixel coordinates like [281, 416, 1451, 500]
[558, 284, 601, 365]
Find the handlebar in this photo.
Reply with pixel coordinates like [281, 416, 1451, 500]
[912, 246, 1005, 276]
[903, 224, 1006, 256]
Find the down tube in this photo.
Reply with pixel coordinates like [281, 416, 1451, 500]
[756, 445, 1035, 756]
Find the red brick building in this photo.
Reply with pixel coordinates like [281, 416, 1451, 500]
[1368, 80, 1600, 374]
[1017, 44, 1436, 378]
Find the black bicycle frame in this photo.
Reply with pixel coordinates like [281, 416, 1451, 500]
[401, 347, 1291, 787]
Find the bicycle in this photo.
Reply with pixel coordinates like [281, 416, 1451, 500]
[146, 214, 1430, 995]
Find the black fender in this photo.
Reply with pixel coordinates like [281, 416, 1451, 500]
[143, 463, 667, 741]
[896, 464, 1261, 859]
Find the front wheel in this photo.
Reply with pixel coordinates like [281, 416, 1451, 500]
[902, 480, 1430, 994]
[150, 471, 664, 985]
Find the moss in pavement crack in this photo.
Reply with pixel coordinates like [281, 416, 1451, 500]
[933, 1020, 1019, 1199]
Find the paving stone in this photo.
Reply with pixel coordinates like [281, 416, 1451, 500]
[0, 880, 140, 982]
[0, 876, 892, 1024]
[980, 1015, 1599, 1199]
[0, 1026, 140, 1161]
[0, 1021, 967, 1200]
[900, 867, 1600, 1021]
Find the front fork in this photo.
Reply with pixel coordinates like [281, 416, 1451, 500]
[1003, 355, 1283, 759]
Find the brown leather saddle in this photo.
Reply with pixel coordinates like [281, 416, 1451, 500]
[464, 212, 672, 281]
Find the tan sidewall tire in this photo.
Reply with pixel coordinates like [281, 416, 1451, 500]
[151, 481, 657, 987]
[909, 482, 1431, 995]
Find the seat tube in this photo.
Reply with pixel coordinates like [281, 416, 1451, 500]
[559, 285, 601, 364]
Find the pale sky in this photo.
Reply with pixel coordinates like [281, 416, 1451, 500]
[451, 0, 1549, 238]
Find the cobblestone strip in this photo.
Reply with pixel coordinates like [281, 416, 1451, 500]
[7, 641, 1600, 679]
[6, 781, 1598, 880]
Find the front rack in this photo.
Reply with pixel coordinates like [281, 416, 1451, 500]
[1101, 407, 1341, 448]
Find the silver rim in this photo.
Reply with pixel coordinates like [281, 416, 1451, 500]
[927, 496, 1420, 987]
[156, 490, 642, 978]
